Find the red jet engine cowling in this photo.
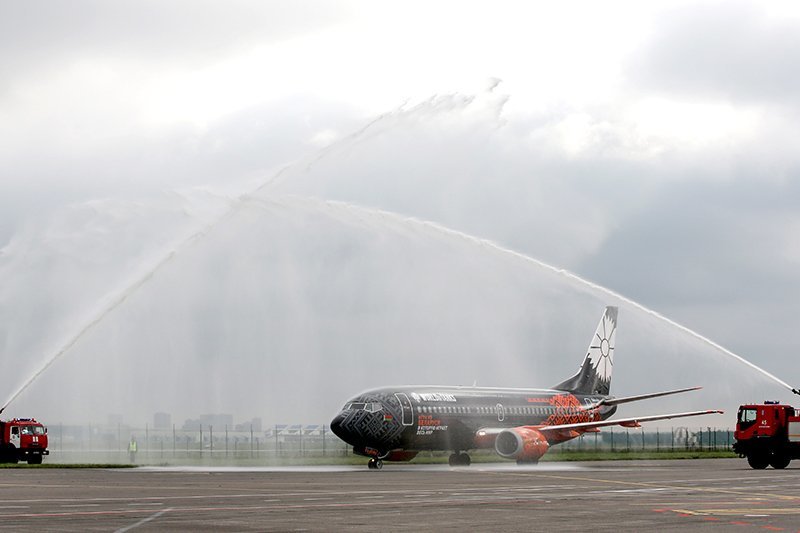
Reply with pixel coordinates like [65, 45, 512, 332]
[494, 427, 550, 462]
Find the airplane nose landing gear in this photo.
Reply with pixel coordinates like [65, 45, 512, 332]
[367, 458, 383, 470]
[448, 452, 471, 466]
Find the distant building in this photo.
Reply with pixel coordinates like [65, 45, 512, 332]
[154, 412, 171, 430]
[235, 417, 262, 432]
[199, 414, 233, 430]
[182, 419, 202, 431]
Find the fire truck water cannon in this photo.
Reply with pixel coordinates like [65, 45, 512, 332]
[0, 417, 49, 464]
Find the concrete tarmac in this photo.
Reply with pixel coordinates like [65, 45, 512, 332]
[1, 459, 799, 532]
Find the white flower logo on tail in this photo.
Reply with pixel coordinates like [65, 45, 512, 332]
[590, 309, 616, 383]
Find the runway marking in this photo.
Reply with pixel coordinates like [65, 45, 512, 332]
[688, 509, 800, 516]
[598, 488, 669, 493]
[0, 506, 30, 509]
[496, 471, 800, 502]
[0, 495, 597, 520]
[114, 508, 172, 533]
[667, 508, 799, 531]
[60, 504, 101, 508]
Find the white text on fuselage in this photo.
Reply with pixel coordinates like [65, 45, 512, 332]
[412, 392, 456, 403]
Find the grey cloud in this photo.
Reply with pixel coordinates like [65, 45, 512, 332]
[631, 2, 800, 105]
[0, 0, 349, 77]
[0, 94, 362, 246]
[578, 174, 800, 368]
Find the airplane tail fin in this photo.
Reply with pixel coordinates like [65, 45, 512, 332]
[552, 306, 618, 396]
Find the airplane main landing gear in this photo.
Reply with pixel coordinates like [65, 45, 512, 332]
[448, 452, 471, 466]
[368, 458, 383, 470]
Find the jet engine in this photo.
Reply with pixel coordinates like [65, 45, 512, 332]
[495, 427, 549, 462]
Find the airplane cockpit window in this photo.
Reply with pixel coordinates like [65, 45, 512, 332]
[364, 402, 383, 413]
[343, 402, 383, 412]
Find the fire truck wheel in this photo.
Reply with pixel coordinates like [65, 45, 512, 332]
[769, 454, 791, 469]
[27, 455, 43, 465]
[0, 445, 17, 464]
[747, 453, 770, 469]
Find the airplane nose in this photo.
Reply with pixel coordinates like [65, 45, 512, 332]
[330, 413, 351, 443]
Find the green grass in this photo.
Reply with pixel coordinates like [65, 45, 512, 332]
[0, 463, 135, 469]
[541, 449, 737, 461]
[405, 449, 736, 464]
[0, 449, 737, 468]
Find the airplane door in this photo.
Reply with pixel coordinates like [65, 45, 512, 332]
[395, 393, 414, 426]
[496, 403, 505, 422]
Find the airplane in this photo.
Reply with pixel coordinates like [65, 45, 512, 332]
[330, 306, 723, 469]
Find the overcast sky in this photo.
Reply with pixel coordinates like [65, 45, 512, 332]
[2, 1, 799, 423]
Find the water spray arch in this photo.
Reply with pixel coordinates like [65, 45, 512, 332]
[1, 192, 791, 424]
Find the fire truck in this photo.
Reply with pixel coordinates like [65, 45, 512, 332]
[0, 418, 49, 464]
[733, 401, 800, 469]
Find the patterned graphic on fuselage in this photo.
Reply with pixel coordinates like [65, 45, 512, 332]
[331, 392, 405, 453]
[544, 393, 597, 426]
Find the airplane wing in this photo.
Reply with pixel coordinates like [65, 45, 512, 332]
[588, 386, 702, 408]
[474, 408, 723, 446]
[537, 409, 723, 434]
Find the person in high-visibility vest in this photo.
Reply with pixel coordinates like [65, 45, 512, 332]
[128, 436, 138, 463]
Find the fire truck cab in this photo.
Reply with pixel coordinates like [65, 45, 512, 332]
[0, 418, 49, 464]
[733, 401, 800, 469]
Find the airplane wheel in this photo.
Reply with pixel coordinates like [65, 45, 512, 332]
[448, 453, 471, 466]
[368, 458, 383, 470]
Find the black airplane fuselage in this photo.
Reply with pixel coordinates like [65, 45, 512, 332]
[330, 385, 618, 457]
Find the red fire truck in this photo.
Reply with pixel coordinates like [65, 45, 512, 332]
[0, 418, 49, 464]
[733, 401, 800, 469]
